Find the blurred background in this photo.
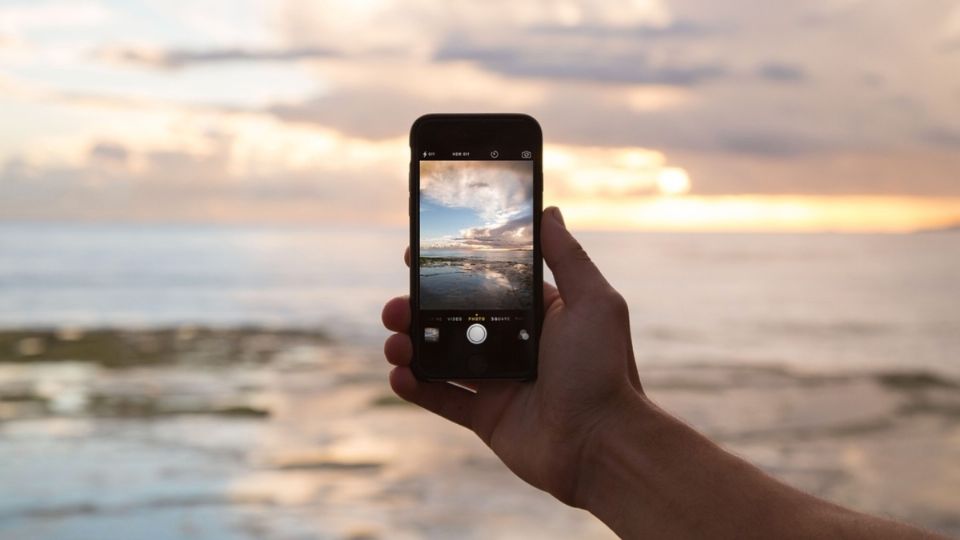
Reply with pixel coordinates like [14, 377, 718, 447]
[1, 1, 959, 538]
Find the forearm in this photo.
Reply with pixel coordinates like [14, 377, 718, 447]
[575, 395, 941, 539]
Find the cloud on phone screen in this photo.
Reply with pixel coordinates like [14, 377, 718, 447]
[421, 161, 533, 250]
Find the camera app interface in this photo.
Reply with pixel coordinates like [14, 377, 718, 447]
[419, 159, 535, 374]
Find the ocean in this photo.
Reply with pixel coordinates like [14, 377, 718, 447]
[1, 222, 959, 538]
[2, 223, 958, 375]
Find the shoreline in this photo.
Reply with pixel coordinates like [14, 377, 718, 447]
[1, 326, 958, 423]
[0, 326, 956, 381]
[0, 326, 330, 367]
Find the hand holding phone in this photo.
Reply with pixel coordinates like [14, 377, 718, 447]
[402, 113, 644, 507]
[386, 203, 645, 506]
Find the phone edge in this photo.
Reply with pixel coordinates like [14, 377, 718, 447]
[408, 113, 543, 382]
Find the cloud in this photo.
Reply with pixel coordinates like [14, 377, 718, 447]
[755, 62, 806, 83]
[527, 20, 716, 38]
[714, 130, 825, 157]
[421, 161, 533, 225]
[3, 0, 960, 226]
[89, 141, 129, 164]
[267, 88, 470, 139]
[665, 147, 960, 196]
[273, 0, 674, 52]
[921, 127, 960, 148]
[0, 117, 411, 224]
[98, 45, 339, 69]
[0, 153, 399, 223]
[458, 215, 533, 250]
[941, 5, 960, 50]
[0, 1, 112, 35]
[434, 39, 728, 86]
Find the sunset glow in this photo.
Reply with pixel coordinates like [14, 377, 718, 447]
[550, 195, 960, 233]
[1, 0, 957, 233]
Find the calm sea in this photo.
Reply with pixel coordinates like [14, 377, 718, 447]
[1, 223, 958, 375]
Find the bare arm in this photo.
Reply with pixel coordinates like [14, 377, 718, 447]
[579, 396, 939, 539]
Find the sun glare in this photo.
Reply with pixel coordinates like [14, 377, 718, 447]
[656, 167, 691, 195]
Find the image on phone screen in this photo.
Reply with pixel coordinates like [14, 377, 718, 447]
[419, 160, 534, 311]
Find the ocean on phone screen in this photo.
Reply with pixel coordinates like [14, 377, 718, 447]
[419, 248, 534, 310]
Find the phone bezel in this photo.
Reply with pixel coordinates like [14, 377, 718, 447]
[409, 113, 543, 381]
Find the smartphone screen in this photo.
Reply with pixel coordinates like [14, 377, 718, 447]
[409, 114, 542, 380]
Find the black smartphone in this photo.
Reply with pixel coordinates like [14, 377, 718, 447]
[409, 114, 543, 381]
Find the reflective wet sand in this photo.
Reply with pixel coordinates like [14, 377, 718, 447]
[0, 329, 957, 539]
[420, 257, 533, 310]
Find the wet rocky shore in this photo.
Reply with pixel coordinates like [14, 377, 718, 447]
[0, 327, 957, 539]
[419, 256, 534, 310]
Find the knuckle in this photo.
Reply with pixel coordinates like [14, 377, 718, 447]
[556, 242, 591, 269]
[601, 289, 629, 317]
[572, 242, 592, 262]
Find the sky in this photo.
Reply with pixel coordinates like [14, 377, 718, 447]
[1, 0, 959, 231]
[420, 160, 533, 250]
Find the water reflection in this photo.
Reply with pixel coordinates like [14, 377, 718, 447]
[1, 328, 958, 538]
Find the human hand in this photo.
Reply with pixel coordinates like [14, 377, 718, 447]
[381, 206, 646, 505]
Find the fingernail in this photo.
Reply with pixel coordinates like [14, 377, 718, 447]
[548, 207, 566, 228]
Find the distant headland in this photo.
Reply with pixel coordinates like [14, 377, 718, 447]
[915, 222, 960, 233]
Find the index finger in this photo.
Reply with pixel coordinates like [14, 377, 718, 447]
[382, 295, 410, 333]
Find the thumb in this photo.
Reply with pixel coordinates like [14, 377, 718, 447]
[541, 206, 610, 306]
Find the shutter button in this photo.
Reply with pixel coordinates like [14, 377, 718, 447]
[466, 324, 487, 345]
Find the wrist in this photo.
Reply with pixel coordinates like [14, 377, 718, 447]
[571, 392, 667, 528]
[573, 393, 814, 538]
[570, 390, 657, 509]
[569, 391, 939, 539]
